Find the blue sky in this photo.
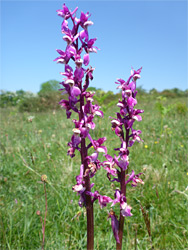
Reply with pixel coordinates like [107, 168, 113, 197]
[1, 0, 187, 93]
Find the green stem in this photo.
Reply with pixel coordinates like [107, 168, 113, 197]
[160, 116, 164, 135]
[42, 183, 47, 250]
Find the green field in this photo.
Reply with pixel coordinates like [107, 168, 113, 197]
[0, 96, 188, 250]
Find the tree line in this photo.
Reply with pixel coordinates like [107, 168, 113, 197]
[0, 80, 187, 112]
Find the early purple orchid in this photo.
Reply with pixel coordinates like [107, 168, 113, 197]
[55, 4, 105, 250]
[55, 3, 145, 250]
[106, 68, 144, 249]
[86, 68, 145, 248]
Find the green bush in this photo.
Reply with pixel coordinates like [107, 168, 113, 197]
[160, 88, 187, 98]
[38, 80, 60, 95]
[175, 102, 188, 115]
[160, 90, 176, 98]
[0, 90, 35, 108]
[19, 92, 62, 112]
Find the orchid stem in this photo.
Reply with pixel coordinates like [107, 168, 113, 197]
[116, 170, 126, 250]
[80, 92, 94, 250]
[81, 137, 94, 250]
[117, 128, 129, 250]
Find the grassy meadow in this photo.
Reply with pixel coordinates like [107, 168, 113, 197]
[0, 96, 188, 250]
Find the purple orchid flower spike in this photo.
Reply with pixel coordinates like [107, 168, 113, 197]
[55, 4, 145, 249]
[99, 68, 144, 247]
[55, 4, 110, 250]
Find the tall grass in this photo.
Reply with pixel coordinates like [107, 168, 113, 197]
[0, 97, 187, 249]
